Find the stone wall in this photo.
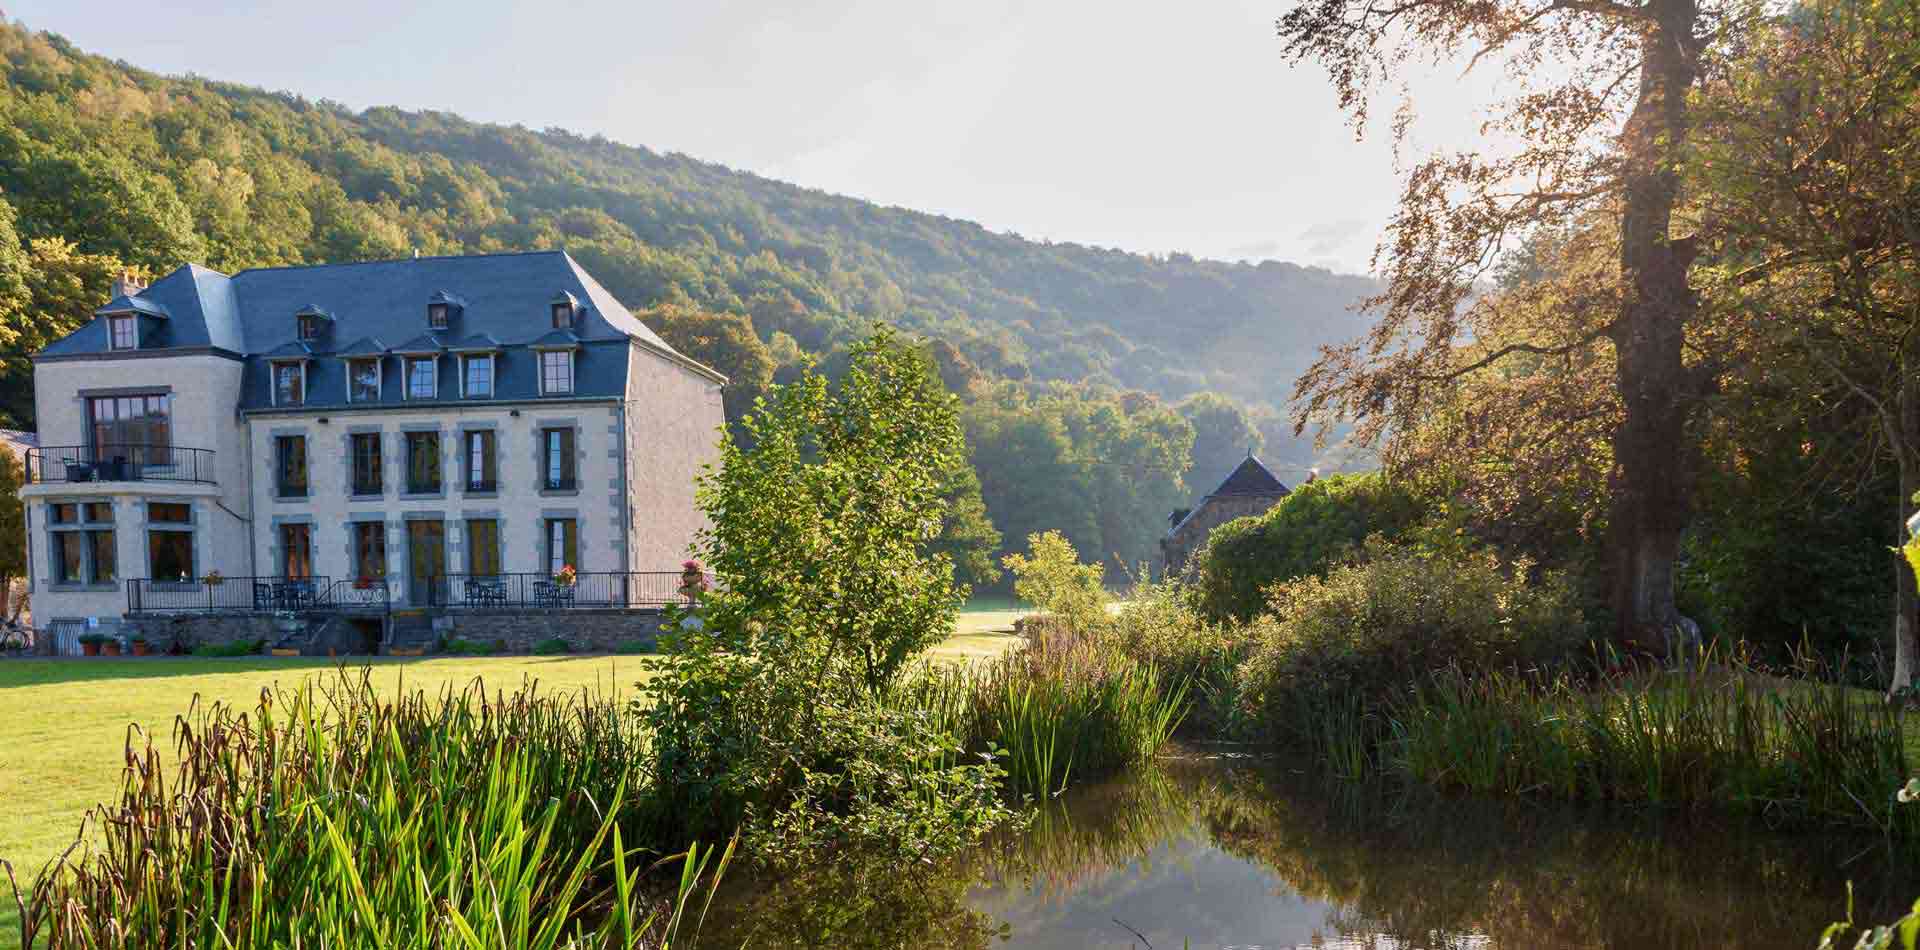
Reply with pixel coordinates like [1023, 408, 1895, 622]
[443, 609, 666, 654]
[121, 613, 281, 651]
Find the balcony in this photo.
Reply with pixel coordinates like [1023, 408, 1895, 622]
[27, 444, 216, 485]
[430, 572, 696, 610]
[126, 576, 391, 615]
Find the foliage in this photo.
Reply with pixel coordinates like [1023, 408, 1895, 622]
[1823, 899, 1920, 950]
[441, 636, 499, 656]
[930, 454, 1002, 592]
[1384, 662, 1914, 837]
[1178, 391, 1264, 492]
[8, 673, 729, 948]
[1001, 531, 1109, 632]
[0, 451, 26, 612]
[963, 383, 1193, 583]
[532, 636, 570, 655]
[690, 329, 966, 700]
[1109, 579, 1260, 737]
[190, 638, 263, 657]
[1236, 540, 1585, 743]
[615, 638, 654, 655]
[1194, 472, 1429, 622]
[640, 330, 1015, 863]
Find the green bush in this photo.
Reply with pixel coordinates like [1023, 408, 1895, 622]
[1002, 530, 1109, 631]
[1109, 580, 1258, 736]
[1195, 471, 1430, 622]
[614, 638, 653, 655]
[442, 637, 498, 656]
[533, 637, 570, 655]
[191, 638, 263, 657]
[1236, 540, 1585, 743]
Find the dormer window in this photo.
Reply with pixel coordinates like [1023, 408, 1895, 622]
[272, 361, 306, 406]
[294, 305, 332, 342]
[551, 302, 573, 329]
[107, 316, 136, 350]
[428, 303, 449, 329]
[349, 358, 382, 402]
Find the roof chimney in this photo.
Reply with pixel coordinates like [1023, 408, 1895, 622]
[110, 271, 146, 299]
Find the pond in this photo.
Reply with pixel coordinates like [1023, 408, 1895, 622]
[702, 751, 1919, 949]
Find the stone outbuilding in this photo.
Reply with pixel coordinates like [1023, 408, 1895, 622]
[1160, 454, 1289, 576]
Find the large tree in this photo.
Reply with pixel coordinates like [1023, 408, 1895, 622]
[1278, 0, 1753, 649]
[1691, 0, 1920, 695]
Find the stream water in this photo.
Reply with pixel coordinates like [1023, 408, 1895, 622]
[702, 752, 1918, 949]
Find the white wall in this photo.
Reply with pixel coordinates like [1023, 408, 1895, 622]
[622, 343, 725, 571]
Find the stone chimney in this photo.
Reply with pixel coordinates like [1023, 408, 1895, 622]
[109, 271, 146, 299]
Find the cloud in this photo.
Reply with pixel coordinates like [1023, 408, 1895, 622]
[1297, 218, 1370, 256]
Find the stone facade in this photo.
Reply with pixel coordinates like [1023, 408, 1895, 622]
[1160, 456, 1291, 577]
[23, 252, 725, 654]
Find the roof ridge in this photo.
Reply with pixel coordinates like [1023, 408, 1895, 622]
[231, 248, 565, 277]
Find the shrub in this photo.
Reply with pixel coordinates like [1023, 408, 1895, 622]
[1236, 540, 1585, 743]
[1002, 530, 1108, 631]
[1109, 580, 1259, 736]
[441, 636, 498, 656]
[191, 638, 262, 657]
[533, 636, 570, 655]
[1194, 471, 1429, 622]
[615, 638, 653, 655]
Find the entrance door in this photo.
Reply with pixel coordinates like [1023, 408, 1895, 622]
[406, 521, 446, 606]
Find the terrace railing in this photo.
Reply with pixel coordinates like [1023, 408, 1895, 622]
[127, 575, 333, 615]
[27, 444, 216, 485]
[429, 571, 694, 610]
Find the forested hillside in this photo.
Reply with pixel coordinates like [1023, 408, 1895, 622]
[0, 20, 1374, 583]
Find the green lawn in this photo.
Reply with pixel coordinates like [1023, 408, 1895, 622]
[0, 609, 1026, 890]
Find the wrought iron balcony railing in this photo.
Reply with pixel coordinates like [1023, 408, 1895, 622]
[27, 444, 215, 485]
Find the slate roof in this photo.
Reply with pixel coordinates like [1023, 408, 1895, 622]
[447, 332, 503, 352]
[1212, 455, 1288, 496]
[390, 334, 445, 355]
[96, 294, 171, 319]
[37, 250, 717, 410]
[529, 329, 582, 349]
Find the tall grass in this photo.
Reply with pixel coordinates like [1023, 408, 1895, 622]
[6, 672, 731, 948]
[1302, 660, 1916, 836]
[894, 619, 1190, 800]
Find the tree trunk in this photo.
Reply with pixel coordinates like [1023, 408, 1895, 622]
[1891, 348, 1920, 700]
[1608, 0, 1702, 653]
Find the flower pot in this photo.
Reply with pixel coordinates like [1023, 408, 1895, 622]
[81, 641, 100, 657]
[101, 641, 121, 657]
[130, 641, 151, 657]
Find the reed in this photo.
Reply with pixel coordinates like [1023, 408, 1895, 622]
[7, 671, 729, 948]
[1377, 664, 1915, 835]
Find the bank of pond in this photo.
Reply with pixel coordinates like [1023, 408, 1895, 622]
[5, 657, 1915, 948]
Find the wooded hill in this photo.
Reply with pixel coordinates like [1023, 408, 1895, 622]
[0, 20, 1383, 581]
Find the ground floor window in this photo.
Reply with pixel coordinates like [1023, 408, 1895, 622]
[282, 523, 312, 579]
[148, 530, 192, 582]
[466, 519, 500, 576]
[353, 522, 387, 582]
[545, 518, 577, 576]
[50, 502, 115, 584]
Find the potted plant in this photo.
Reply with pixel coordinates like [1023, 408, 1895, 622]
[679, 558, 710, 601]
[78, 633, 105, 657]
[553, 564, 577, 588]
[202, 569, 225, 586]
[129, 634, 151, 657]
[101, 636, 122, 657]
[353, 574, 375, 590]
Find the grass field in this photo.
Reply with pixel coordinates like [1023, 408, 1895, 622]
[0, 605, 1027, 894]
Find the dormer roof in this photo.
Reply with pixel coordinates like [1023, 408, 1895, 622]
[263, 341, 314, 360]
[448, 332, 503, 353]
[391, 334, 445, 356]
[335, 337, 390, 358]
[96, 294, 170, 319]
[529, 329, 582, 350]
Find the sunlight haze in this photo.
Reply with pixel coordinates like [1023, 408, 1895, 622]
[8, 0, 1499, 275]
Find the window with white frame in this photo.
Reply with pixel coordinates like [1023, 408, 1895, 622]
[273, 362, 305, 406]
[428, 303, 449, 329]
[539, 350, 573, 395]
[349, 358, 381, 402]
[462, 354, 494, 398]
[108, 316, 136, 350]
[405, 356, 437, 400]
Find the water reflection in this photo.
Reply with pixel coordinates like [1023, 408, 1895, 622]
[701, 752, 1917, 949]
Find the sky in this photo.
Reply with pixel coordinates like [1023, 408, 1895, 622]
[7, 0, 1504, 276]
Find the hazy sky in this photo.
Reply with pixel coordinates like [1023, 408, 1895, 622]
[8, 0, 1502, 275]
